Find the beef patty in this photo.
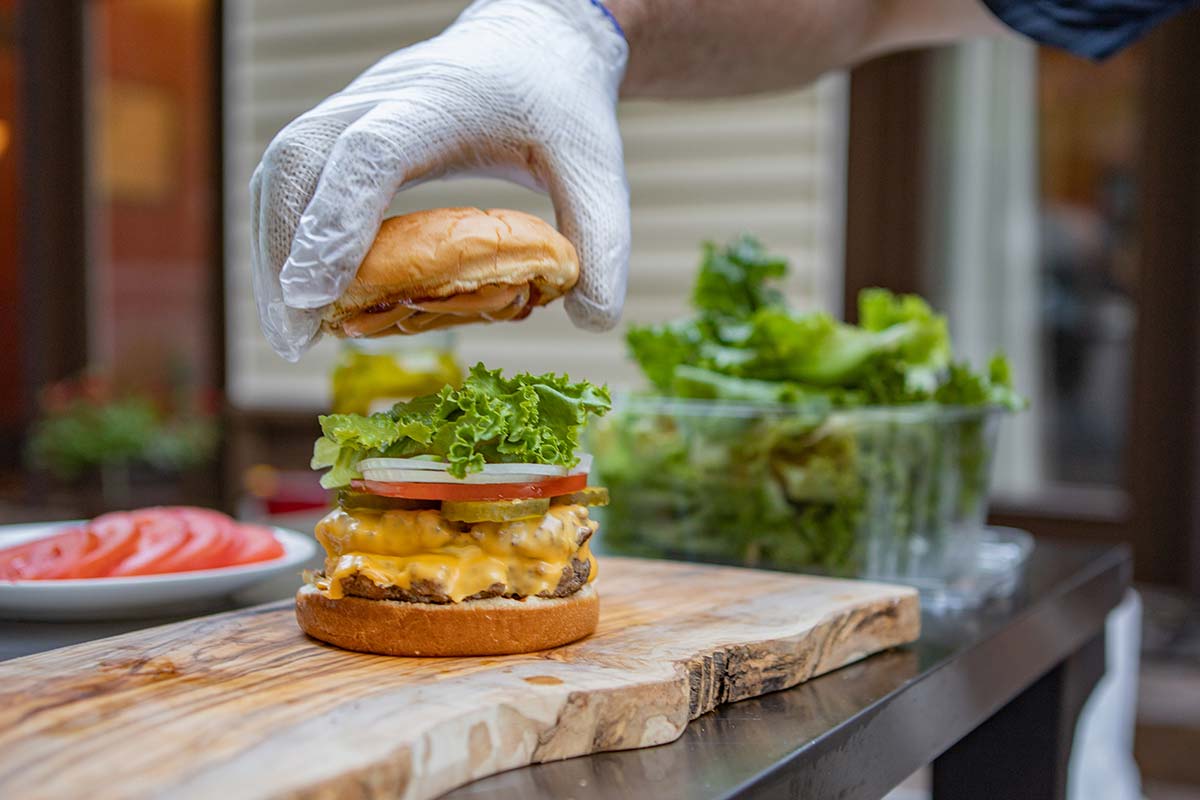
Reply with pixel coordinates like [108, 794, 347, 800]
[334, 556, 592, 604]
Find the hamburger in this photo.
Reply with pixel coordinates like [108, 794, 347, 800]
[321, 207, 579, 338]
[297, 365, 611, 657]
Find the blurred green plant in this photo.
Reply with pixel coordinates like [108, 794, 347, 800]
[27, 373, 218, 482]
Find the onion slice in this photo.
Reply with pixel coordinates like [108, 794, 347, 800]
[473, 462, 569, 477]
[355, 458, 577, 478]
[357, 457, 449, 473]
[360, 468, 572, 485]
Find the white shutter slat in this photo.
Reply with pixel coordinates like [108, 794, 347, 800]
[246, 105, 830, 149]
[225, 1, 846, 411]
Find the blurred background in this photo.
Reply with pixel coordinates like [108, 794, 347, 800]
[0, 1, 1197, 793]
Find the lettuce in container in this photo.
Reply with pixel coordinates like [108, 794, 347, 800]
[588, 237, 1026, 588]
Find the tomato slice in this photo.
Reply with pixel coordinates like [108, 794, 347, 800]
[109, 512, 189, 576]
[0, 537, 54, 579]
[225, 525, 285, 566]
[0, 527, 93, 580]
[352, 473, 587, 502]
[0, 541, 34, 579]
[152, 508, 237, 573]
[38, 528, 97, 579]
[66, 512, 141, 578]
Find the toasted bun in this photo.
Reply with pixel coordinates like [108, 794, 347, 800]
[321, 207, 579, 338]
[295, 583, 598, 657]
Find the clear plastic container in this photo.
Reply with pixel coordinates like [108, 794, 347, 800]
[588, 397, 1009, 602]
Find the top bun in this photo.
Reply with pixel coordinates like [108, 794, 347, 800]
[321, 207, 579, 338]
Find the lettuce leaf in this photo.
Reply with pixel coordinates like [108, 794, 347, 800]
[311, 364, 611, 488]
[626, 320, 707, 393]
[625, 236, 1020, 410]
[858, 288, 951, 396]
[734, 308, 921, 386]
[934, 353, 1028, 411]
[691, 235, 788, 319]
[668, 364, 837, 410]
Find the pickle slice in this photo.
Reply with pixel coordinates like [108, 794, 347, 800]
[336, 490, 438, 512]
[441, 497, 551, 523]
[550, 487, 609, 507]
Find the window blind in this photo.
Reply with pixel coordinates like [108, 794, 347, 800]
[224, 0, 848, 409]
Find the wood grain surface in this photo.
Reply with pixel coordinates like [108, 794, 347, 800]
[0, 557, 919, 800]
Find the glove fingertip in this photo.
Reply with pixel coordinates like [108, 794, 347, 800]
[278, 238, 354, 309]
[260, 298, 323, 362]
[275, 345, 304, 364]
[564, 290, 622, 332]
[280, 276, 340, 309]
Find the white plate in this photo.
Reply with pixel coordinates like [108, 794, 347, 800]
[0, 522, 317, 621]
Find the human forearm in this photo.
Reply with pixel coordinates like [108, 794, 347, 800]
[607, 0, 1007, 97]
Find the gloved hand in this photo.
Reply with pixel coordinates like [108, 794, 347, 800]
[250, 0, 630, 361]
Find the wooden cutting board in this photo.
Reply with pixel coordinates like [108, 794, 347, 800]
[0, 557, 919, 800]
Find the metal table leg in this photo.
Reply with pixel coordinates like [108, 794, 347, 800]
[931, 632, 1106, 800]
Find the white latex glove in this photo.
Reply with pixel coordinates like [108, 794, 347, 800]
[250, 0, 630, 362]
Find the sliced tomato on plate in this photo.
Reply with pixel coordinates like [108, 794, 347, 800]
[151, 508, 236, 574]
[109, 512, 190, 576]
[1, 506, 286, 580]
[64, 512, 141, 578]
[351, 472, 587, 502]
[224, 524, 285, 566]
[0, 526, 94, 580]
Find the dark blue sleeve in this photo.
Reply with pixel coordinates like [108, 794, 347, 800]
[980, 0, 1200, 58]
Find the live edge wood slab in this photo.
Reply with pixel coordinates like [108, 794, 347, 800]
[0, 558, 919, 800]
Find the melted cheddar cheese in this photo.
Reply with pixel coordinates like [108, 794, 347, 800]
[313, 505, 597, 602]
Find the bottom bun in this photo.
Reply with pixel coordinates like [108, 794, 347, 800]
[295, 583, 599, 657]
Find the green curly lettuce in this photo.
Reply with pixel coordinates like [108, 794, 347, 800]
[626, 319, 709, 393]
[668, 364, 837, 409]
[691, 235, 788, 319]
[857, 287, 951, 397]
[731, 307, 932, 387]
[626, 237, 1007, 409]
[312, 364, 611, 488]
[934, 353, 1028, 411]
